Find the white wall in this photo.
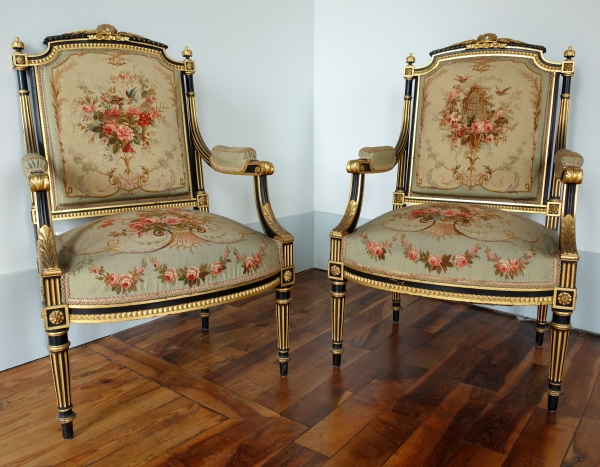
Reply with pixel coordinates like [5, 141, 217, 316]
[0, 0, 314, 370]
[314, 0, 600, 253]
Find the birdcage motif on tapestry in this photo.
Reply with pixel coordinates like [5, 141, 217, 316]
[462, 85, 488, 122]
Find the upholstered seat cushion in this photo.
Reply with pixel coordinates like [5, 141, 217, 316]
[57, 209, 282, 305]
[342, 203, 560, 289]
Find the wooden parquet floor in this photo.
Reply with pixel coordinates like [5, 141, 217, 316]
[1, 269, 600, 466]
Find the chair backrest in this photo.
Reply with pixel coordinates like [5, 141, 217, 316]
[398, 34, 574, 215]
[13, 24, 204, 220]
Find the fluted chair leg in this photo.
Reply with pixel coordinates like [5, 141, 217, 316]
[535, 304, 549, 346]
[392, 292, 402, 323]
[331, 279, 347, 367]
[201, 308, 210, 331]
[47, 328, 76, 439]
[547, 308, 572, 412]
[276, 287, 291, 376]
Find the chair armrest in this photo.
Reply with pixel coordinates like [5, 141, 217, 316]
[22, 153, 50, 191]
[555, 149, 583, 185]
[346, 146, 396, 174]
[253, 176, 293, 243]
[331, 172, 365, 238]
[209, 145, 274, 176]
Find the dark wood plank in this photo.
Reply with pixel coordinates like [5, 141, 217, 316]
[88, 337, 279, 419]
[143, 417, 307, 467]
[262, 443, 328, 467]
[389, 344, 489, 422]
[464, 360, 548, 454]
[382, 383, 496, 467]
[323, 410, 419, 467]
[295, 363, 426, 457]
[441, 441, 506, 467]
[501, 408, 579, 467]
[463, 321, 538, 391]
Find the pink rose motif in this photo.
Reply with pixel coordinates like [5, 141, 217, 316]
[235, 254, 241, 261]
[440, 208, 461, 217]
[138, 267, 145, 274]
[163, 267, 177, 283]
[525, 251, 534, 259]
[423, 207, 440, 213]
[244, 257, 255, 270]
[510, 259, 521, 272]
[444, 114, 453, 125]
[372, 244, 385, 257]
[140, 217, 160, 224]
[485, 134, 494, 143]
[454, 254, 469, 269]
[367, 241, 376, 251]
[100, 219, 116, 228]
[116, 125, 134, 142]
[471, 120, 485, 134]
[224, 251, 230, 259]
[120, 273, 133, 290]
[401, 238, 407, 246]
[153, 260, 161, 269]
[164, 216, 181, 225]
[450, 111, 461, 122]
[493, 110, 503, 121]
[428, 254, 442, 268]
[253, 253, 261, 265]
[497, 260, 510, 274]
[126, 107, 141, 116]
[92, 265, 101, 274]
[211, 262, 223, 275]
[407, 247, 420, 261]
[186, 266, 199, 282]
[501, 128, 508, 135]
[82, 104, 97, 113]
[470, 247, 479, 255]
[103, 121, 118, 135]
[145, 95, 157, 104]
[483, 120, 493, 132]
[109, 273, 120, 287]
[487, 253, 494, 260]
[129, 221, 147, 230]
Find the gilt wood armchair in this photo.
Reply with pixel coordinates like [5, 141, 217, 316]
[328, 34, 582, 412]
[12, 25, 295, 440]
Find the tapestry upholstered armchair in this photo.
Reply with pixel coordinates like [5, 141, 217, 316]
[327, 34, 582, 412]
[12, 25, 295, 439]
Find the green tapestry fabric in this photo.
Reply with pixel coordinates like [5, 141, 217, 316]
[342, 203, 560, 289]
[211, 145, 257, 171]
[359, 146, 396, 171]
[57, 209, 282, 305]
[37, 49, 192, 211]
[410, 56, 554, 202]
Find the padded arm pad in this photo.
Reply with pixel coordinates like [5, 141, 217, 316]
[555, 149, 583, 171]
[358, 146, 396, 172]
[22, 153, 48, 177]
[211, 145, 257, 172]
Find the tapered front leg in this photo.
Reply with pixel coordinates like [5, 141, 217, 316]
[47, 328, 76, 439]
[330, 279, 347, 367]
[547, 311, 571, 411]
[535, 304, 549, 346]
[392, 292, 402, 323]
[200, 308, 210, 330]
[275, 287, 291, 376]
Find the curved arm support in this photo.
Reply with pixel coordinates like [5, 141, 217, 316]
[331, 173, 365, 238]
[253, 175, 293, 243]
[555, 149, 583, 185]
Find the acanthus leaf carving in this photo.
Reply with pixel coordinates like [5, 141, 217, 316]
[38, 225, 60, 274]
[560, 214, 577, 255]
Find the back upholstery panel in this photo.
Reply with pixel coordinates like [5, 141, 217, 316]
[36, 48, 192, 212]
[408, 55, 556, 205]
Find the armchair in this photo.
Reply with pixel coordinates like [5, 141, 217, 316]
[12, 25, 295, 440]
[328, 34, 582, 412]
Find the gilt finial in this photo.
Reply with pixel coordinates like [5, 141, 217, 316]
[406, 53, 415, 64]
[564, 46, 575, 59]
[182, 46, 193, 58]
[12, 37, 24, 51]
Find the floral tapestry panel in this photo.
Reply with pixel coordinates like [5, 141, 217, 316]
[37, 49, 192, 210]
[410, 57, 554, 201]
[342, 203, 560, 289]
[56, 209, 282, 305]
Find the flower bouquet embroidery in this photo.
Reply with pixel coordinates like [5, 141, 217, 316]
[485, 247, 536, 280]
[359, 232, 398, 261]
[90, 258, 146, 295]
